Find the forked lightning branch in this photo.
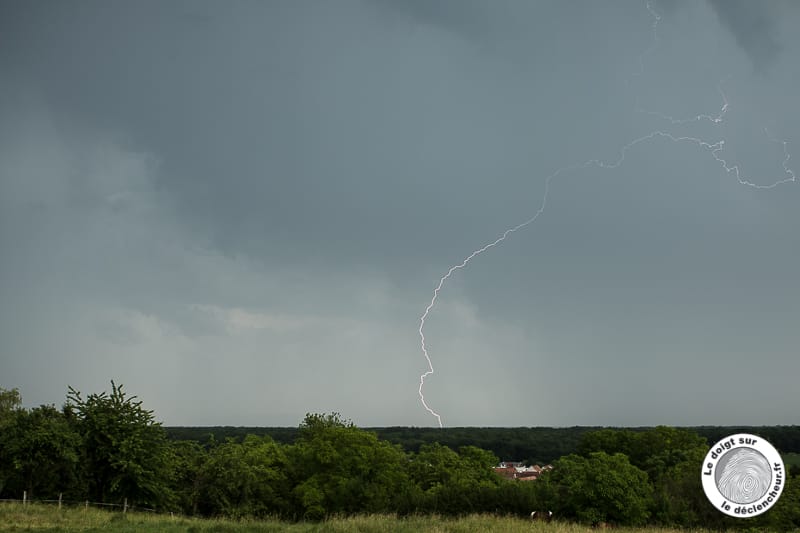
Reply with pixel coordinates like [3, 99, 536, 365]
[416, 1, 796, 427]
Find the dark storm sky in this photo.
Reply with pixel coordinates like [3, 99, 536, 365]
[1, 0, 798, 426]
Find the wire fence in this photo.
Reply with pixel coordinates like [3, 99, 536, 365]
[0, 493, 170, 515]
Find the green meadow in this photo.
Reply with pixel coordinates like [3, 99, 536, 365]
[0, 503, 727, 533]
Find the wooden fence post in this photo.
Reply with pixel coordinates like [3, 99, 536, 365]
[58, 493, 62, 510]
[123, 498, 127, 514]
[22, 491, 26, 506]
[85, 500, 88, 511]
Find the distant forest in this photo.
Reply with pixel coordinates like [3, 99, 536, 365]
[167, 425, 800, 466]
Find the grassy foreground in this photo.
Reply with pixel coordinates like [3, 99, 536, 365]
[0, 503, 723, 532]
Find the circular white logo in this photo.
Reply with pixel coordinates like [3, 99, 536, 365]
[702, 433, 785, 517]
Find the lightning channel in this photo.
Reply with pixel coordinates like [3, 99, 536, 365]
[417, 1, 795, 426]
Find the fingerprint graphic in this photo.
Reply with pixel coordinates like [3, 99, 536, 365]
[715, 447, 772, 504]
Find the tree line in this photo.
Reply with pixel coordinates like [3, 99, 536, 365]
[166, 425, 591, 466]
[1, 384, 799, 529]
[167, 425, 800, 468]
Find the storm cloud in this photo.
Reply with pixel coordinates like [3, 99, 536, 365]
[707, 0, 783, 70]
[1, 0, 799, 427]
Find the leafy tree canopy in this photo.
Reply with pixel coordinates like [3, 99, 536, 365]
[0, 387, 22, 428]
[546, 452, 652, 526]
[66, 381, 173, 508]
[579, 426, 707, 481]
[0, 405, 81, 500]
[196, 435, 288, 518]
[289, 413, 411, 520]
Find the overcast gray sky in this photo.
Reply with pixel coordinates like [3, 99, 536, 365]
[1, 0, 799, 427]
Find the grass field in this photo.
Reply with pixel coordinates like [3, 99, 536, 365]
[0, 502, 731, 532]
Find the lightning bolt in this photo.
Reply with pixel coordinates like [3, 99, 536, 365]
[635, 80, 729, 125]
[417, 1, 795, 427]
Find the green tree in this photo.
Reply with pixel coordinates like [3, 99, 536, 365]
[0, 387, 24, 495]
[545, 452, 652, 526]
[577, 428, 637, 458]
[66, 381, 173, 508]
[651, 457, 713, 527]
[636, 426, 707, 481]
[408, 442, 463, 492]
[765, 470, 800, 531]
[579, 426, 707, 483]
[407, 442, 501, 515]
[0, 387, 22, 428]
[0, 405, 81, 500]
[578, 426, 710, 527]
[287, 413, 411, 519]
[196, 435, 288, 518]
[168, 440, 207, 515]
[490, 478, 542, 517]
